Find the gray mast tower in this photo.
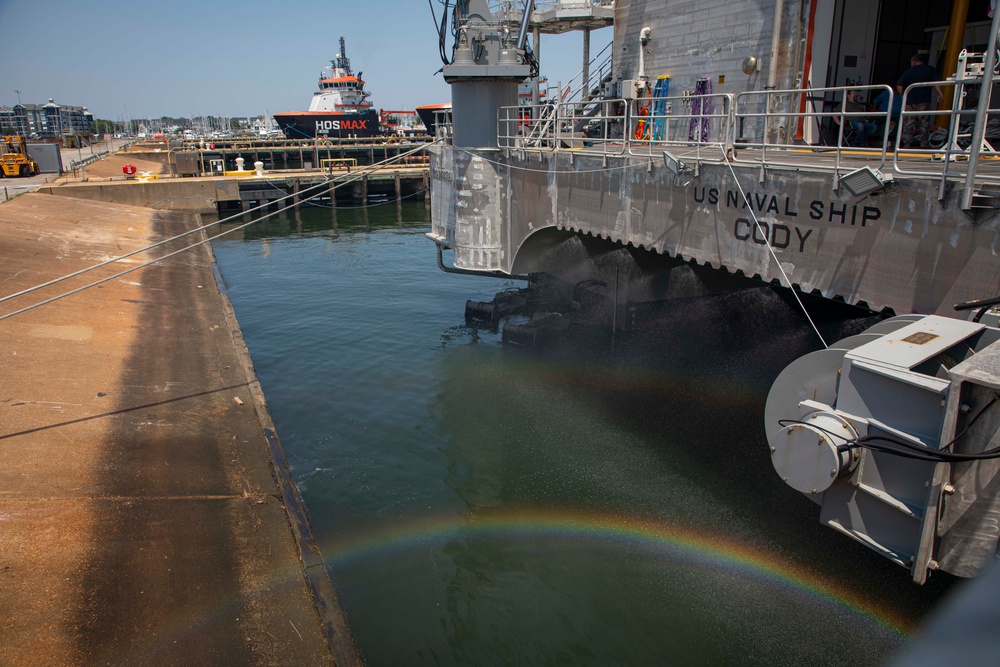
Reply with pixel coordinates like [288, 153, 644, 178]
[443, 0, 534, 148]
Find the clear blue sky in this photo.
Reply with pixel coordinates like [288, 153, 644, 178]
[0, 0, 611, 120]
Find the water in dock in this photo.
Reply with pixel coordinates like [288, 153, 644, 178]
[211, 202, 955, 666]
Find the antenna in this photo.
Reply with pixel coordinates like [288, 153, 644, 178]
[337, 36, 351, 74]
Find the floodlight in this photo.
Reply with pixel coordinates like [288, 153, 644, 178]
[841, 166, 890, 197]
[663, 150, 689, 176]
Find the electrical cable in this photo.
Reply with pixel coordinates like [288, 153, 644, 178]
[438, 0, 453, 66]
[523, 39, 540, 79]
[0, 140, 438, 321]
[776, 392, 1000, 463]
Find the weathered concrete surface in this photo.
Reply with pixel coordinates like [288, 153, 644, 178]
[72, 151, 170, 178]
[0, 193, 358, 666]
[38, 178, 239, 214]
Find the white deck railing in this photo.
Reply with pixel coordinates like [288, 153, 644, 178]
[479, 80, 1000, 195]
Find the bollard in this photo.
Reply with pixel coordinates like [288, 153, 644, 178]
[254, 161, 264, 177]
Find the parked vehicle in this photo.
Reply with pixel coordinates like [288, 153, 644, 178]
[0, 136, 39, 177]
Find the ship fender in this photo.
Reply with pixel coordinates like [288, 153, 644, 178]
[466, 300, 500, 324]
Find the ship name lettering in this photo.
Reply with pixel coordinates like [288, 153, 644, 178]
[715, 189, 799, 217]
[314, 119, 369, 132]
[734, 218, 813, 253]
[808, 200, 881, 226]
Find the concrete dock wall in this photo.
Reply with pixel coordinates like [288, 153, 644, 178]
[41, 168, 430, 215]
[38, 179, 239, 214]
[0, 193, 358, 665]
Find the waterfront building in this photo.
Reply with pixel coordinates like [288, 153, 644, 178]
[0, 99, 94, 140]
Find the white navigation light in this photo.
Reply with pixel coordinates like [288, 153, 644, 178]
[841, 166, 889, 197]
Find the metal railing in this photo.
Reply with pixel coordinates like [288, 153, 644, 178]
[733, 84, 894, 174]
[434, 110, 454, 142]
[69, 150, 110, 174]
[498, 100, 627, 154]
[627, 93, 734, 165]
[486, 80, 1000, 198]
[891, 78, 1000, 191]
[558, 42, 614, 108]
[488, 0, 615, 13]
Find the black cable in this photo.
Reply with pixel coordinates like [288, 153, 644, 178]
[524, 43, 540, 80]
[438, 0, 452, 66]
[776, 393, 1000, 464]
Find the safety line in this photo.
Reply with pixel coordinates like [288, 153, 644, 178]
[718, 145, 829, 349]
[2, 140, 434, 307]
[454, 146, 665, 174]
[0, 141, 437, 322]
[461, 141, 829, 348]
[259, 173, 429, 210]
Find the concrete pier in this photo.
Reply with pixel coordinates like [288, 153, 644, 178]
[0, 193, 359, 665]
[39, 167, 430, 214]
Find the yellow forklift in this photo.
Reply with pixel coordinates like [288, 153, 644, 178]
[0, 136, 39, 177]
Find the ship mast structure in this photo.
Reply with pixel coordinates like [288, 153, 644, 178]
[440, 0, 535, 148]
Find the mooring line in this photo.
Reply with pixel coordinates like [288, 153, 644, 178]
[719, 145, 829, 349]
[0, 140, 438, 322]
[454, 146, 642, 174]
[259, 174, 429, 210]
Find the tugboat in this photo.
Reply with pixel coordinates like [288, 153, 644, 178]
[273, 36, 380, 140]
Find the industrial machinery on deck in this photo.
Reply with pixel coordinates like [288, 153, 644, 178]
[0, 136, 39, 177]
[765, 312, 1000, 584]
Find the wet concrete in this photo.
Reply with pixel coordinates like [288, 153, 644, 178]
[0, 193, 359, 665]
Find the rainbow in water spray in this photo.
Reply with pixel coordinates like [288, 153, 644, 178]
[322, 506, 913, 636]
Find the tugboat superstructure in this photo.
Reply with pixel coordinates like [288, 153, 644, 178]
[273, 36, 379, 139]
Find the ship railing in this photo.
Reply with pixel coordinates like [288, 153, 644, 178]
[488, 0, 615, 14]
[498, 81, 1000, 185]
[733, 81, 1000, 195]
[626, 93, 735, 165]
[434, 110, 454, 143]
[556, 42, 614, 108]
[732, 84, 894, 176]
[891, 78, 1000, 194]
[498, 100, 628, 155]
[530, 0, 616, 9]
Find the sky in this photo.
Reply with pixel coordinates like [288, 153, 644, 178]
[0, 0, 612, 121]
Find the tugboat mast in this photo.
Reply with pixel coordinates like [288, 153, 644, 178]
[336, 36, 351, 74]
